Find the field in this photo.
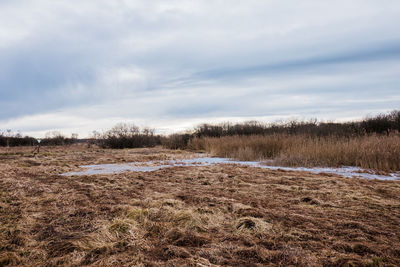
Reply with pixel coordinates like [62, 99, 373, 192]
[1, 145, 400, 266]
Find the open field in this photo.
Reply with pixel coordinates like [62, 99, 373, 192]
[1, 145, 400, 266]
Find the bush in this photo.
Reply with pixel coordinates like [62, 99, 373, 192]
[161, 134, 191, 150]
[99, 123, 161, 149]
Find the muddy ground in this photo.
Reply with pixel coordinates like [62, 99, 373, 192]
[1, 145, 400, 266]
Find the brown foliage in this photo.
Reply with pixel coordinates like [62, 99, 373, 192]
[189, 134, 400, 171]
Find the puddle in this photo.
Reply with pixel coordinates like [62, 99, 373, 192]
[61, 156, 400, 181]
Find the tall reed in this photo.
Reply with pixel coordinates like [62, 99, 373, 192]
[189, 134, 400, 172]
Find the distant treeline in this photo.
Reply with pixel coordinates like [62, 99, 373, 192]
[0, 135, 37, 147]
[40, 136, 77, 146]
[194, 110, 400, 138]
[0, 124, 161, 149]
[1, 110, 399, 148]
[0, 130, 78, 147]
[163, 110, 400, 149]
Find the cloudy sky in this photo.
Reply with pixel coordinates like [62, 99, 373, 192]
[1, 0, 399, 137]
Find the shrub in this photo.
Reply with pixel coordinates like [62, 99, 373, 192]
[99, 123, 161, 149]
[161, 134, 191, 150]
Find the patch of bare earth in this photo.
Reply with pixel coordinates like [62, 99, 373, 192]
[1, 146, 400, 266]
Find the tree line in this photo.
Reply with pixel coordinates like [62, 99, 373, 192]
[1, 110, 399, 148]
[193, 110, 400, 138]
[163, 110, 400, 149]
[0, 130, 78, 147]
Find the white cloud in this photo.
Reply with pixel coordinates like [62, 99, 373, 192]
[1, 0, 400, 135]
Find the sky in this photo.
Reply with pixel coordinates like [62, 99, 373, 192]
[1, 0, 400, 137]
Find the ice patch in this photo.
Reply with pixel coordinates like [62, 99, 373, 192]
[61, 157, 400, 181]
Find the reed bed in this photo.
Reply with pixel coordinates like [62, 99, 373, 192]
[189, 134, 400, 172]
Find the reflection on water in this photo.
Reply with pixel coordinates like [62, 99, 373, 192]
[61, 157, 400, 181]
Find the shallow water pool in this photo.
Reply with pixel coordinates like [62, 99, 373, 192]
[61, 157, 400, 181]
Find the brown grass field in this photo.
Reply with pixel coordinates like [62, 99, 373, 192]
[1, 145, 400, 266]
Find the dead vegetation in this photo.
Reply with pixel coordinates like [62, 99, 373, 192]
[1, 145, 400, 266]
[189, 134, 400, 172]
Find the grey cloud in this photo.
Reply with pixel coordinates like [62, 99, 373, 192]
[1, 0, 400, 136]
[191, 41, 400, 81]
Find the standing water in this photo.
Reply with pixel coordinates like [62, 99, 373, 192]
[61, 156, 400, 181]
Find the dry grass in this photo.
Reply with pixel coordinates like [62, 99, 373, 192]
[189, 134, 400, 172]
[1, 145, 400, 266]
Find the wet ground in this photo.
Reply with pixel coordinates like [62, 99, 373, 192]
[63, 156, 400, 181]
